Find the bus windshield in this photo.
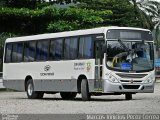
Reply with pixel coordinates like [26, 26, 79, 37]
[106, 30, 154, 72]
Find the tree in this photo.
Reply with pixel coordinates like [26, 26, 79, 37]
[0, 6, 112, 33]
[46, 6, 112, 32]
[129, 0, 160, 30]
[151, 3, 160, 46]
[128, 0, 160, 53]
[3, 0, 78, 8]
[5, 0, 37, 8]
[77, 0, 140, 27]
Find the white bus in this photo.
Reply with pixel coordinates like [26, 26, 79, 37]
[3, 26, 155, 101]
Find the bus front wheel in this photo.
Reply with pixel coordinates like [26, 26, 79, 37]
[26, 79, 44, 99]
[81, 79, 91, 101]
[125, 93, 132, 100]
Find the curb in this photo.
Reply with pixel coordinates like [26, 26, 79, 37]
[156, 79, 160, 83]
[156, 76, 160, 83]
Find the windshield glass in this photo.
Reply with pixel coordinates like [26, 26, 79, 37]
[106, 40, 154, 72]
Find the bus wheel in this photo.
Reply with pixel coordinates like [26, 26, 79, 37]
[81, 79, 91, 101]
[26, 79, 43, 99]
[60, 92, 77, 100]
[125, 93, 132, 100]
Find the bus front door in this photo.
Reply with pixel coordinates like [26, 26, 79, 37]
[94, 40, 104, 92]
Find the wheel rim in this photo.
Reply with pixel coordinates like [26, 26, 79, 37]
[27, 83, 33, 96]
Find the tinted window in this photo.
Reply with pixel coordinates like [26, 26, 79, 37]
[50, 39, 63, 60]
[24, 41, 36, 62]
[17, 43, 23, 62]
[12, 43, 17, 62]
[70, 38, 78, 59]
[79, 36, 93, 59]
[64, 38, 70, 59]
[5, 43, 12, 62]
[36, 40, 49, 61]
[64, 37, 78, 59]
[11, 43, 23, 62]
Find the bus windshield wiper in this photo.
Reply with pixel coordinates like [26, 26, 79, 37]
[118, 38, 130, 52]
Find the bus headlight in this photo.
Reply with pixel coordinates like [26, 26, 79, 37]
[143, 76, 154, 84]
[108, 74, 119, 83]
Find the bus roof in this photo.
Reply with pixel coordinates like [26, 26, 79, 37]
[5, 26, 150, 43]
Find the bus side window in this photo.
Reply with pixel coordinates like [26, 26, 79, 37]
[70, 38, 78, 59]
[64, 38, 70, 59]
[36, 40, 49, 61]
[24, 41, 36, 62]
[64, 37, 78, 60]
[12, 43, 18, 62]
[78, 36, 93, 59]
[5, 43, 12, 63]
[17, 43, 23, 62]
[11, 43, 23, 62]
[50, 39, 63, 60]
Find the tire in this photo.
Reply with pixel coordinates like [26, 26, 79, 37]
[60, 92, 77, 100]
[26, 79, 44, 99]
[125, 93, 132, 100]
[81, 79, 91, 101]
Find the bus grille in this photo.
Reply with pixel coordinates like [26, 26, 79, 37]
[116, 73, 147, 78]
[123, 85, 140, 89]
[120, 80, 142, 83]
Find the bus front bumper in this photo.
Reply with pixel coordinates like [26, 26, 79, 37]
[103, 80, 155, 93]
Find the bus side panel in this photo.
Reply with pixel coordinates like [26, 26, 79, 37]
[3, 79, 25, 91]
[33, 59, 95, 92]
[3, 63, 28, 91]
[3, 59, 95, 92]
[34, 79, 78, 92]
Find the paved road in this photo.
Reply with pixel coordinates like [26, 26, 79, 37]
[0, 83, 160, 114]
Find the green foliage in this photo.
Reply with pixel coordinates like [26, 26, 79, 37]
[4, 0, 37, 9]
[47, 21, 79, 32]
[3, 0, 79, 8]
[46, 7, 112, 32]
[78, 0, 141, 28]
[0, 0, 148, 34]
[0, 7, 46, 34]
[0, 6, 112, 33]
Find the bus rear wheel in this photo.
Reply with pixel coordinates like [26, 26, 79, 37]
[125, 93, 132, 100]
[60, 92, 77, 100]
[81, 79, 91, 101]
[26, 79, 44, 99]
